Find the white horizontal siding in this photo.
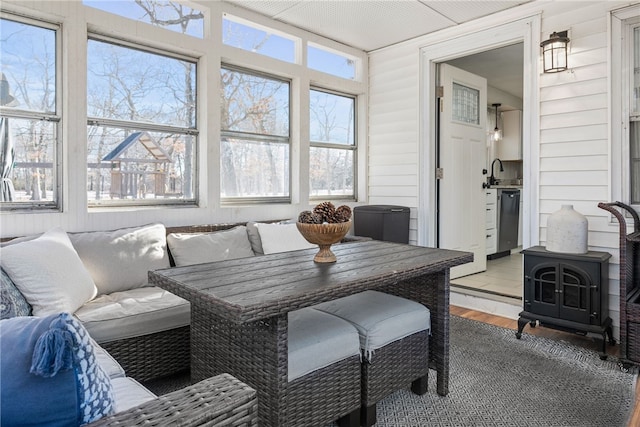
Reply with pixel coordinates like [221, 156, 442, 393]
[539, 139, 608, 157]
[368, 42, 421, 242]
[537, 1, 630, 337]
[539, 170, 608, 186]
[540, 92, 607, 115]
[368, 0, 635, 330]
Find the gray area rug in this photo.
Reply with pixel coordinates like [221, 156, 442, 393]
[143, 315, 637, 426]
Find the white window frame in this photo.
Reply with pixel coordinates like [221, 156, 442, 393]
[611, 6, 640, 211]
[86, 33, 199, 207]
[0, 13, 62, 212]
[309, 87, 357, 201]
[220, 64, 292, 204]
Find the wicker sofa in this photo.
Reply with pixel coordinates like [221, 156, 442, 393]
[0, 310, 257, 427]
[86, 373, 258, 427]
[0, 220, 358, 383]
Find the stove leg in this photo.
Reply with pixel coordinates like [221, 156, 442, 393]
[516, 317, 529, 339]
[606, 325, 615, 345]
[599, 325, 615, 360]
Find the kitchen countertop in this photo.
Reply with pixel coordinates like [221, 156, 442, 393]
[487, 184, 523, 189]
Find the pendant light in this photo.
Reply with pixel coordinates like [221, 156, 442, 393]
[492, 103, 502, 142]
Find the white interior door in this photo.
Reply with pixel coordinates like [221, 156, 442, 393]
[438, 64, 487, 279]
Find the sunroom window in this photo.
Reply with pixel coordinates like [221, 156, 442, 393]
[83, 0, 204, 38]
[0, 15, 59, 210]
[222, 15, 296, 64]
[86, 36, 197, 206]
[220, 66, 290, 202]
[309, 89, 356, 200]
[307, 43, 356, 80]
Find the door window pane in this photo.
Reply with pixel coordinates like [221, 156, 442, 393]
[452, 83, 479, 125]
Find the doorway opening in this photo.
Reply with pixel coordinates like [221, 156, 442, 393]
[440, 43, 525, 301]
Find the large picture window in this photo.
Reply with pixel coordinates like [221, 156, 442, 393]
[309, 89, 356, 199]
[220, 66, 290, 202]
[86, 36, 197, 206]
[0, 16, 59, 210]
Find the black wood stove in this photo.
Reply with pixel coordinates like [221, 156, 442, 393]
[517, 246, 615, 359]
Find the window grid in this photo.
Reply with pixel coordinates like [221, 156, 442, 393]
[86, 35, 198, 206]
[0, 15, 60, 210]
[309, 88, 356, 200]
[220, 66, 291, 202]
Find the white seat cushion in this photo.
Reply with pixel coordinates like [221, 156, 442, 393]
[288, 307, 360, 382]
[314, 290, 431, 360]
[93, 340, 126, 379]
[74, 287, 190, 343]
[110, 377, 156, 413]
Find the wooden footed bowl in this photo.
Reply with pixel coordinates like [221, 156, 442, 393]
[296, 221, 352, 263]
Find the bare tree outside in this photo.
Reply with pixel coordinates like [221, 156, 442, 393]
[0, 17, 57, 205]
[220, 67, 290, 199]
[309, 89, 355, 198]
[86, 1, 199, 204]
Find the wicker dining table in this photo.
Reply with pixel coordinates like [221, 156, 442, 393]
[149, 239, 472, 427]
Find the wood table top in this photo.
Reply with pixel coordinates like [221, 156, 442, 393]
[150, 240, 472, 323]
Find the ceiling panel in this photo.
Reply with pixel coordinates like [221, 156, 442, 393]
[274, 1, 454, 51]
[423, 1, 529, 25]
[223, 0, 299, 18]
[222, 0, 533, 52]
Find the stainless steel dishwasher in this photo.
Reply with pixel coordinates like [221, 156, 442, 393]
[496, 189, 520, 257]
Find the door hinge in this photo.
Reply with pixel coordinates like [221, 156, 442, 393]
[436, 168, 444, 179]
[436, 86, 444, 98]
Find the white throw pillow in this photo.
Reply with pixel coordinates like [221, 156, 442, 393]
[0, 228, 98, 316]
[255, 222, 316, 254]
[167, 226, 255, 267]
[68, 223, 170, 296]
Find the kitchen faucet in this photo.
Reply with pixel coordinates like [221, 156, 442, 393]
[489, 158, 504, 186]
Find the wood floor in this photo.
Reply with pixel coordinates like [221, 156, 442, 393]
[450, 305, 639, 427]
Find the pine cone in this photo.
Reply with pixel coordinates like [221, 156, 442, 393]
[335, 205, 352, 222]
[313, 201, 336, 223]
[310, 212, 324, 224]
[298, 210, 314, 224]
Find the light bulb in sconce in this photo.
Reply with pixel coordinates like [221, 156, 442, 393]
[492, 103, 502, 142]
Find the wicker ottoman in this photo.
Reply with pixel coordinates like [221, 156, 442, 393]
[314, 290, 431, 427]
[288, 307, 362, 426]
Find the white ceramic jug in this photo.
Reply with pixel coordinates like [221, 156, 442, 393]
[546, 204, 588, 254]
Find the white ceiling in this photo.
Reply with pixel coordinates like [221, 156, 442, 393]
[222, 0, 532, 52]
[447, 43, 524, 102]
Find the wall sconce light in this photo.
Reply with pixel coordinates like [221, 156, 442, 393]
[541, 30, 570, 73]
[492, 103, 502, 142]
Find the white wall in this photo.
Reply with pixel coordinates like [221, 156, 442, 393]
[368, 0, 639, 336]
